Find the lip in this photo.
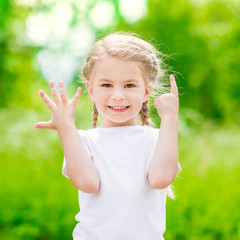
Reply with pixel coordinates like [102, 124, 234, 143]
[107, 105, 130, 112]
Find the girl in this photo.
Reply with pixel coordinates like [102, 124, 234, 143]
[34, 32, 181, 240]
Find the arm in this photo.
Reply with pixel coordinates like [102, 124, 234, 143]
[34, 81, 100, 193]
[58, 123, 100, 193]
[148, 75, 179, 189]
[148, 116, 179, 189]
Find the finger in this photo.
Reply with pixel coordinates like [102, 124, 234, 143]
[49, 81, 61, 105]
[34, 121, 56, 130]
[71, 87, 82, 106]
[39, 90, 55, 112]
[153, 97, 160, 109]
[170, 75, 178, 98]
[59, 81, 69, 105]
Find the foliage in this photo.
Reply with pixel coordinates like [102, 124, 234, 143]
[0, 0, 40, 107]
[166, 122, 240, 239]
[109, 0, 240, 124]
[0, 92, 92, 240]
[1, 0, 240, 124]
[0, 0, 239, 239]
[0, 106, 239, 239]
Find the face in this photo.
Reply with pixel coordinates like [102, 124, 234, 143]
[86, 56, 152, 128]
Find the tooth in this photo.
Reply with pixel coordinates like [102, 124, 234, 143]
[111, 106, 127, 109]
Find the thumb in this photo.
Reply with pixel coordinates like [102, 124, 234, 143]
[153, 100, 157, 108]
[34, 121, 56, 130]
[153, 98, 159, 109]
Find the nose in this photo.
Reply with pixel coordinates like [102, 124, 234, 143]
[112, 87, 125, 101]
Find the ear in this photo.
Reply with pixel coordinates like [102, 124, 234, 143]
[144, 84, 152, 102]
[85, 81, 95, 102]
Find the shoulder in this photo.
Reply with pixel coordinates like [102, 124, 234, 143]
[77, 128, 95, 135]
[142, 125, 159, 137]
[77, 128, 101, 141]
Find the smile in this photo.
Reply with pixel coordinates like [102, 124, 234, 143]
[107, 105, 130, 112]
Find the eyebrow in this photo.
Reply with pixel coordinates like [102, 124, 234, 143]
[99, 78, 139, 83]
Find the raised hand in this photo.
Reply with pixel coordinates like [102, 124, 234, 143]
[153, 75, 179, 119]
[34, 81, 82, 130]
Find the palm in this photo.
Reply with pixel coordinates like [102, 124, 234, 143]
[34, 81, 81, 130]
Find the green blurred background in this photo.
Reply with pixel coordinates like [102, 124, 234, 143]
[0, 0, 239, 239]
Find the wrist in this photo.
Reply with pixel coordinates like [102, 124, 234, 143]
[161, 114, 178, 122]
[56, 121, 77, 133]
[160, 115, 179, 129]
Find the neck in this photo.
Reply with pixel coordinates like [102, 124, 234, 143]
[100, 118, 138, 128]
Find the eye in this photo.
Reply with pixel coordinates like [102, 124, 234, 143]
[125, 84, 135, 88]
[101, 83, 112, 88]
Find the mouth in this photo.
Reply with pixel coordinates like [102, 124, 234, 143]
[107, 105, 130, 112]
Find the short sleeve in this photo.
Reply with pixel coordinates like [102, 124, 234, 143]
[147, 127, 182, 176]
[62, 157, 69, 179]
[62, 130, 92, 179]
[177, 162, 182, 174]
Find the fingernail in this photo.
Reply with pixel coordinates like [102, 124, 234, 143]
[49, 81, 54, 86]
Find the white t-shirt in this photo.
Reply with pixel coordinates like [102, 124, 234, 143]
[62, 125, 181, 240]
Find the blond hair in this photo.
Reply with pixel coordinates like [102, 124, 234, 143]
[82, 32, 169, 124]
[81, 32, 175, 198]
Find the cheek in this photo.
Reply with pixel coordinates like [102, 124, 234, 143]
[128, 92, 145, 109]
[129, 90, 146, 101]
[93, 91, 108, 105]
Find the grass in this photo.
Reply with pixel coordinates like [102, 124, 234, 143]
[0, 102, 239, 239]
[166, 124, 240, 239]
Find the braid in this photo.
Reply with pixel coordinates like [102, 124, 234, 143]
[93, 103, 98, 128]
[139, 101, 150, 126]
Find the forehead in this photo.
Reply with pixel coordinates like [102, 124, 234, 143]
[91, 57, 145, 83]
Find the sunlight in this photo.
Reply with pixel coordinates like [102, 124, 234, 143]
[37, 50, 80, 84]
[17, 0, 37, 6]
[26, 3, 73, 46]
[24, 0, 148, 83]
[25, 2, 95, 83]
[89, 1, 116, 29]
[26, 12, 49, 46]
[119, 0, 147, 23]
[35, 21, 95, 83]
